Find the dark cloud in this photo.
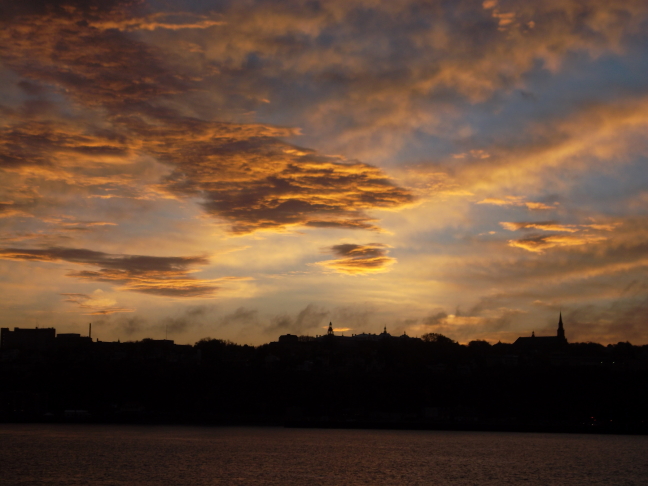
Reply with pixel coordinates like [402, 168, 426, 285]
[564, 294, 648, 344]
[423, 311, 449, 327]
[0, 1, 182, 109]
[216, 307, 259, 327]
[329, 304, 376, 332]
[0, 247, 219, 297]
[181, 0, 648, 159]
[0, 118, 413, 233]
[160, 306, 215, 334]
[0, 0, 414, 233]
[0, 121, 131, 169]
[150, 125, 414, 234]
[318, 243, 396, 274]
[17, 80, 47, 96]
[304, 219, 380, 231]
[115, 315, 148, 336]
[264, 304, 329, 336]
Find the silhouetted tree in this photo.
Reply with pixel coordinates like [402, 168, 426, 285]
[468, 340, 492, 352]
[421, 333, 456, 345]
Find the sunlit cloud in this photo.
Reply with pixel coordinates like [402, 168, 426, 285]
[317, 243, 396, 275]
[410, 307, 526, 344]
[501, 221, 619, 233]
[507, 234, 608, 253]
[93, 12, 225, 31]
[453, 150, 491, 160]
[478, 197, 558, 210]
[500, 222, 578, 232]
[500, 220, 618, 252]
[155, 128, 415, 234]
[61, 290, 134, 315]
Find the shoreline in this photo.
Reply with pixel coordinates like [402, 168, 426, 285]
[2, 418, 646, 436]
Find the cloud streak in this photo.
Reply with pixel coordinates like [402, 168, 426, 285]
[61, 291, 134, 315]
[0, 247, 220, 297]
[478, 197, 558, 210]
[500, 220, 618, 253]
[317, 243, 396, 275]
[507, 234, 608, 253]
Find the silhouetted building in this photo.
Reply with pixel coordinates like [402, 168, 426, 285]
[1, 327, 56, 350]
[56, 333, 92, 347]
[513, 313, 568, 352]
[278, 334, 299, 344]
[296, 324, 419, 344]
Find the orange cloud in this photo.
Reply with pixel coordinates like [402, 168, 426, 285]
[61, 291, 134, 315]
[501, 221, 619, 233]
[478, 197, 558, 210]
[501, 221, 618, 252]
[0, 114, 414, 233]
[317, 243, 396, 275]
[500, 221, 579, 233]
[508, 234, 608, 253]
[93, 12, 224, 31]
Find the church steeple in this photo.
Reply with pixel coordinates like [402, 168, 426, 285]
[557, 312, 565, 341]
[327, 322, 334, 336]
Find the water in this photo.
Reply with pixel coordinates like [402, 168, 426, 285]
[1, 425, 647, 485]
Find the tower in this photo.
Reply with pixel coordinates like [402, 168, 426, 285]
[327, 322, 334, 336]
[557, 312, 565, 341]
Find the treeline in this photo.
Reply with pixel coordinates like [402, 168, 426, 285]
[1, 334, 647, 433]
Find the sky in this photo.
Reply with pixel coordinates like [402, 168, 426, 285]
[2, 0, 648, 345]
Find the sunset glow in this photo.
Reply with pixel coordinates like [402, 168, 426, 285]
[2, 0, 648, 345]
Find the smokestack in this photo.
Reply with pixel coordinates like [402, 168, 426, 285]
[89, 322, 92, 339]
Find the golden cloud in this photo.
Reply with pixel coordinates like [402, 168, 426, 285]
[501, 220, 618, 252]
[317, 243, 396, 275]
[61, 291, 134, 315]
[478, 197, 558, 210]
[500, 221, 579, 233]
[501, 221, 619, 233]
[507, 234, 608, 253]
[93, 12, 224, 31]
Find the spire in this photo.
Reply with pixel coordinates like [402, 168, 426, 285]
[557, 312, 566, 341]
[327, 322, 334, 336]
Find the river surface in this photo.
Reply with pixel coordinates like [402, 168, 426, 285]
[1, 425, 647, 485]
